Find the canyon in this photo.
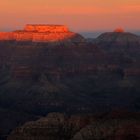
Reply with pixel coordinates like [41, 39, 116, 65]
[0, 26, 140, 139]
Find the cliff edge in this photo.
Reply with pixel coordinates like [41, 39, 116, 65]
[0, 24, 85, 42]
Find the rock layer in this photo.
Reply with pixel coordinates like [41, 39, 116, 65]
[24, 24, 69, 32]
[0, 24, 85, 42]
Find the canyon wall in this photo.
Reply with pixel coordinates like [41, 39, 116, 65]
[0, 32, 14, 40]
[0, 24, 84, 42]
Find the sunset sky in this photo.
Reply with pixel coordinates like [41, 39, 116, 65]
[0, 0, 140, 32]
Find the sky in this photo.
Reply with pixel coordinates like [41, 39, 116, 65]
[0, 0, 140, 32]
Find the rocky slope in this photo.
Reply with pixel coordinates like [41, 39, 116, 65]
[8, 112, 140, 140]
[95, 32, 140, 50]
[7, 113, 90, 140]
[72, 119, 140, 140]
[94, 31, 140, 80]
[95, 31, 140, 61]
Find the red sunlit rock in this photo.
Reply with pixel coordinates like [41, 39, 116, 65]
[0, 24, 84, 42]
[114, 28, 124, 33]
[24, 24, 69, 33]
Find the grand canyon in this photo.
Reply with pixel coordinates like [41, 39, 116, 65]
[0, 24, 140, 140]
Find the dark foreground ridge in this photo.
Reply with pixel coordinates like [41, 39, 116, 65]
[8, 112, 140, 140]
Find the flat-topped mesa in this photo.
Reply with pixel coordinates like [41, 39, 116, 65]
[24, 24, 69, 33]
[0, 24, 85, 42]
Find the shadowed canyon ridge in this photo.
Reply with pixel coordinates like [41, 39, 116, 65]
[0, 25, 140, 140]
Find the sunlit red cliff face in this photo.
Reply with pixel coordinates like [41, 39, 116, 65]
[0, 24, 84, 42]
[0, 25, 101, 80]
